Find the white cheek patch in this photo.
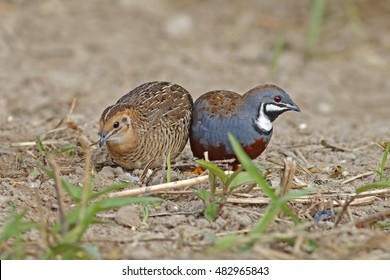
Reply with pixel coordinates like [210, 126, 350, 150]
[106, 134, 124, 144]
[265, 103, 286, 112]
[255, 104, 273, 132]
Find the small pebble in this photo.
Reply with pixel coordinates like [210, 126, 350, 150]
[51, 204, 59, 210]
[299, 123, 307, 130]
[115, 205, 141, 228]
[28, 181, 40, 188]
[125, 172, 140, 182]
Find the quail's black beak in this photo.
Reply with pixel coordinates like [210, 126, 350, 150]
[98, 131, 108, 147]
[286, 103, 301, 112]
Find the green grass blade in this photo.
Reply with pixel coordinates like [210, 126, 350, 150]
[208, 235, 242, 254]
[94, 196, 162, 211]
[197, 160, 229, 183]
[90, 182, 132, 199]
[196, 188, 211, 202]
[228, 133, 302, 224]
[227, 171, 255, 189]
[307, 0, 325, 54]
[0, 209, 39, 242]
[54, 143, 75, 155]
[39, 166, 54, 178]
[45, 243, 99, 260]
[250, 203, 280, 236]
[204, 203, 219, 222]
[280, 189, 312, 202]
[227, 133, 276, 199]
[379, 142, 390, 180]
[61, 179, 83, 202]
[355, 180, 390, 194]
[35, 134, 47, 155]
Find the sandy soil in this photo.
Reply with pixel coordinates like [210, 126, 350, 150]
[1, 0, 389, 259]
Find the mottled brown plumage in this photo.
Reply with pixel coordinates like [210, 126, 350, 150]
[99, 81, 193, 170]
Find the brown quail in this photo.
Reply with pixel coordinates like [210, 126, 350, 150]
[99, 81, 193, 170]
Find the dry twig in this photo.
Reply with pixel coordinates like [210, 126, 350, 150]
[11, 140, 68, 147]
[341, 171, 375, 185]
[321, 139, 353, 152]
[109, 171, 234, 197]
[148, 210, 200, 217]
[334, 196, 355, 227]
[67, 97, 77, 123]
[354, 209, 390, 228]
[294, 148, 311, 168]
[227, 195, 377, 206]
[78, 135, 93, 226]
[215, 229, 251, 237]
[48, 156, 68, 236]
[280, 157, 296, 197]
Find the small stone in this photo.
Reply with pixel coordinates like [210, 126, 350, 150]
[51, 204, 59, 210]
[28, 181, 40, 188]
[314, 209, 335, 222]
[299, 123, 307, 130]
[115, 205, 141, 228]
[99, 166, 116, 178]
[124, 172, 140, 182]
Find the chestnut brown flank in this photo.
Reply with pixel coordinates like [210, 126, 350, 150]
[191, 138, 268, 162]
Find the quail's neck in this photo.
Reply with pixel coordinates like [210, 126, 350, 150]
[107, 126, 137, 155]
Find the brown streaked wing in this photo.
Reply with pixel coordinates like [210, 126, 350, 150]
[195, 90, 241, 118]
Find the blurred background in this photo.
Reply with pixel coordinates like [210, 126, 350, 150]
[0, 0, 389, 143]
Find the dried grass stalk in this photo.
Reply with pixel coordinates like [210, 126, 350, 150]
[109, 171, 234, 197]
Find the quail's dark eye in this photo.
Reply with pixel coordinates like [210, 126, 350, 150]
[274, 95, 281, 103]
[113, 121, 120, 129]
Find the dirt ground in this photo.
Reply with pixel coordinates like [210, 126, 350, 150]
[1, 0, 390, 259]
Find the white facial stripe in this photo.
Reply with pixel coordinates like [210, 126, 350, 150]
[265, 103, 287, 112]
[106, 134, 124, 144]
[103, 104, 117, 122]
[255, 104, 273, 132]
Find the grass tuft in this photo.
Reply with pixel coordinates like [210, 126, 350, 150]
[0, 207, 40, 259]
[195, 159, 262, 222]
[356, 141, 390, 194]
[202, 133, 309, 252]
